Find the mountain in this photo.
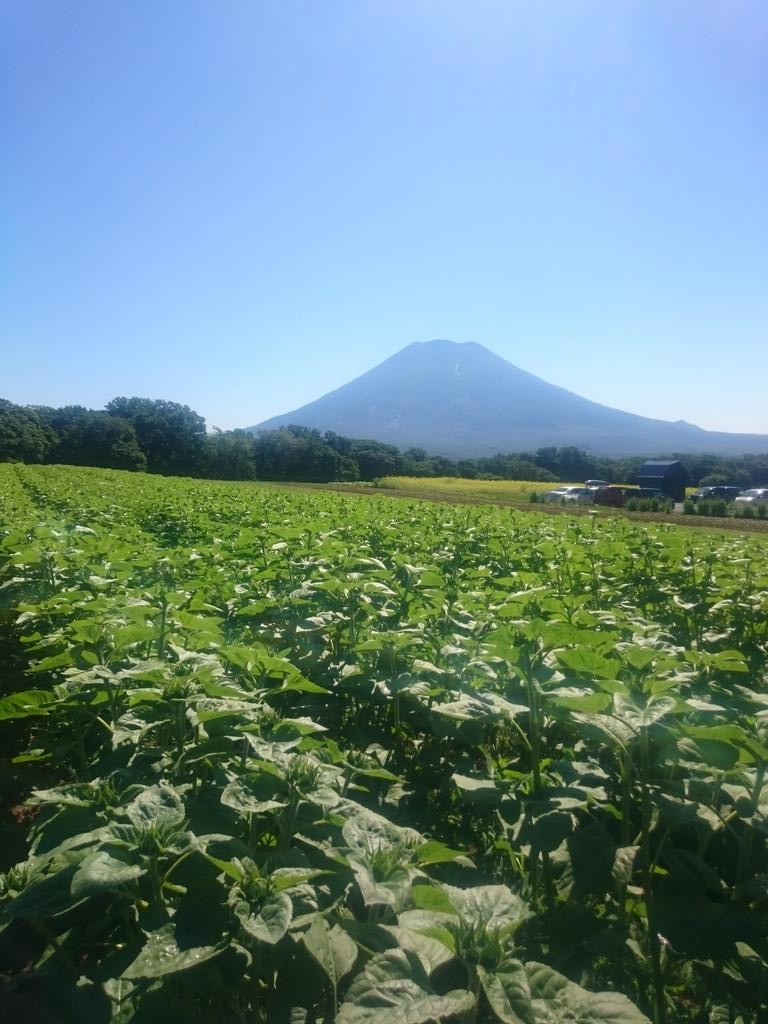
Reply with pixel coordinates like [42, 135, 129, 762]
[248, 340, 768, 458]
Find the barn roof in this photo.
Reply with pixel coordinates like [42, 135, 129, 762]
[638, 460, 685, 475]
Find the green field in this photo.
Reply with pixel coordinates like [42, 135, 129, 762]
[377, 475, 564, 501]
[1, 464, 767, 1023]
[376, 476, 701, 503]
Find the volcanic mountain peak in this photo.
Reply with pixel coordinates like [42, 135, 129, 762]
[249, 340, 767, 457]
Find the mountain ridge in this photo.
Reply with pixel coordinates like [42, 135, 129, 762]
[248, 340, 767, 457]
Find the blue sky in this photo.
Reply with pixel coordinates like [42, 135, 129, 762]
[2, 1, 767, 435]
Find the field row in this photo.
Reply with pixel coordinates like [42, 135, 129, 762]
[0, 464, 767, 1023]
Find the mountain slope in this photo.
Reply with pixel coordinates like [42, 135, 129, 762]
[249, 340, 768, 457]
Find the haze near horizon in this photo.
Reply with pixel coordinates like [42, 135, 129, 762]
[2, 2, 767, 435]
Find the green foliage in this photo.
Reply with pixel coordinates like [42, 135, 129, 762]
[0, 399, 53, 463]
[0, 465, 767, 1023]
[4, 395, 768, 493]
[734, 502, 768, 522]
[106, 397, 207, 475]
[50, 408, 147, 471]
[203, 428, 257, 480]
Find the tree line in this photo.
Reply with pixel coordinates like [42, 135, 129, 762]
[1, 396, 767, 487]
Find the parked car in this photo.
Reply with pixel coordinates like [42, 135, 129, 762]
[734, 488, 768, 505]
[591, 486, 630, 507]
[544, 486, 591, 504]
[691, 486, 742, 501]
[584, 479, 610, 488]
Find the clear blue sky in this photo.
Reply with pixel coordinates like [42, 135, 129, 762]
[2, 1, 767, 435]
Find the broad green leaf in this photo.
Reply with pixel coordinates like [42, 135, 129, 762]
[477, 958, 533, 1024]
[516, 808, 577, 853]
[113, 623, 157, 649]
[336, 948, 475, 1024]
[0, 689, 53, 720]
[235, 890, 292, 943]
[348, 859, 413, 910]
[443, 884, 531, 936]
[4, 867, 79, 919]
[32, 783, 102, 808]
[526, 961, 651, 1023]
[709, 650, 748, 673]
[268, 674, 329, 695]
[71, 851, 145, 897]
[271, 715, 327, 737]
[30, 651, 75, 672]
[415, 840, 473, 866]
[613, 694, 677, 731]
[122, 923, 223, 979]
[547, 690, 612, 714]
[570, 712, 634, 748]
[303, 917, 357, 988]
[218, 644, 264, 672]
[452, 773, 500, 805]
[221, 775, 287, 816]
[434, 692, 527, 722]
[619, 647, 657, 671]
[677, 737, 741, 771]
[123, 784, 185, 827]
[342, 813, 420, 854]
[410, 884, 457, 916]
[555, 648, 618, 679]
[396, 905, 456, 937]
[381, 925, 454, 972]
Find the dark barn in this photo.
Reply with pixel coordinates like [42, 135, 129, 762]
[634, 460, 687, 502]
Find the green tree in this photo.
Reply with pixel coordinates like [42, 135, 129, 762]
[348, 439, 403, 479]
[52, 410, 146, 471]
[106, 397, 206, 475]
[253, 426, 343, 482]
[203, 429, 257, 480]
[0, 400, 53, 463]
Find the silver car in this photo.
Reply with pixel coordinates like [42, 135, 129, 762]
[545, 486, 591, 504]
[734, 488, 768, 505]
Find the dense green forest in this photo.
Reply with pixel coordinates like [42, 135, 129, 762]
[1, 396, 767, 487]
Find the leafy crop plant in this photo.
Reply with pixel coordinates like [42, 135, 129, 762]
[0, 464, 766, 1022]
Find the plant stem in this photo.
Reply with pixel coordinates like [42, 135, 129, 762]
[640, 729, 665, 1024]
[620, 748, 633, 848]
